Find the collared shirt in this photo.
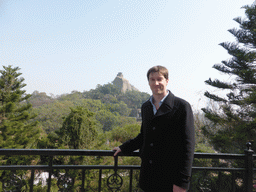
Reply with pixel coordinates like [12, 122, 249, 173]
[149, 90, 169, 115]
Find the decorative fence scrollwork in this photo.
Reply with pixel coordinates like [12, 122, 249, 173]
[107, 156, 123, 191]
[1, 171, 22, 192]
[57, 170, 74, 192]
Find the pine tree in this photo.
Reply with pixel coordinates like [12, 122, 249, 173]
[0, 65, 40, 148]
[57, 106, 97, 149]
[51, 106, 98, 190]
[202, 3, 256, 153]
[0, 66, 42, 189]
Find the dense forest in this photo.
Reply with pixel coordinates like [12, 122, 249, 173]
[28, 85, 149, 134]
[24, 72, 211, 153]
[0, 65, 211, 152]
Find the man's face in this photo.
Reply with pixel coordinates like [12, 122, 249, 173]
[148, 72, 169, 96]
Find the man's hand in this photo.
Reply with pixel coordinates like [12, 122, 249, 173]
[173, 184, 186, 192]
[113, 147, 122, 157]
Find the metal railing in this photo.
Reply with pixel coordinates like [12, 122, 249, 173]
[0, 143, 254, 192]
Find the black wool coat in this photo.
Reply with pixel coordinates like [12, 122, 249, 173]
[119, 92, 195, 191]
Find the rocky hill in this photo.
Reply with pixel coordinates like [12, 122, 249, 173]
[112, 72, 139, 93]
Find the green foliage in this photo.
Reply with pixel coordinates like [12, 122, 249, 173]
[120, 90, 150, 108]
[202, 4, 256, 153]
[31, 100, 75, 133]
[28, 91, 54, 108]
[58, 106, 97, 149]
[118, 90, 150, 116]
[30, 87, 140, 133]
[83, 83, 121, 100]
[105, 101, 131, 116]
[96, 83, 121, 96]
[200, 4, 256, 190]
[190, 170, 245, 192]
[57, 90, 84, 102]
[95, 109, 120, 132]
[0, 65, 41, 149]
[108, 124, 141, 143]
[81, 99, 102, 112]
[0, 65, 44, 190]
[0, 66, 151, 191]
[83, 83, 149, 116]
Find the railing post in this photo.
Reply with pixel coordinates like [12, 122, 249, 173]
[81, 169, 85, 192]
[107, 155, 123, 191]
[244, 142, 254, 192]
[129, 169, 133, 192]
[30, 170, 35, 192]
[98, 169, 102, 192]
[47, 156, 53, 192]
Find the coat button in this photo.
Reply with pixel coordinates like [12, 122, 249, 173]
[150, 143, 153, 147]
[152, 127, 156, 130]
[149, 160, 152, 164]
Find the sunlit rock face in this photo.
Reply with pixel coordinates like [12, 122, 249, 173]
[112, 72, 139, 93]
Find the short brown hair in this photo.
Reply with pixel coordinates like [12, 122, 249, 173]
[147, 65, 169, 81]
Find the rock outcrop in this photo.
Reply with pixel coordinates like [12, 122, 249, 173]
[112, 72, 139, 93]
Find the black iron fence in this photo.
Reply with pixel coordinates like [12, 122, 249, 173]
[0, 143, 255, 192]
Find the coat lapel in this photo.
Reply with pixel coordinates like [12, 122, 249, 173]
[154, 91, 176, 117]
[143, 100, 154, 121]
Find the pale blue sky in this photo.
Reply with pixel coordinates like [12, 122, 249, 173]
[0, 0, 254, 109]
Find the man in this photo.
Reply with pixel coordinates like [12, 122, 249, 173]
[113, 65, 195, 192]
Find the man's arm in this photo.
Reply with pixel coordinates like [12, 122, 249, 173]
[112, 120, 144, 156]
[112, 131, 143, 155]
[174, 101, 195, 190]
